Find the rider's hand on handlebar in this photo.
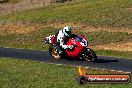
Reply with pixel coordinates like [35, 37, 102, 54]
[68, 45, 74, 49]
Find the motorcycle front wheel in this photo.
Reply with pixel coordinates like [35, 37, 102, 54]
[83, 48, 97, 62]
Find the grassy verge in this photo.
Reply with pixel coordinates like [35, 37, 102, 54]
[0, 57, 131, 88]
[0, 0, 132, 28]
[95, 49, 132, 59]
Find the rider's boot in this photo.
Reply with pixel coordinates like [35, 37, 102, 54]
[56, 45, 62, 54]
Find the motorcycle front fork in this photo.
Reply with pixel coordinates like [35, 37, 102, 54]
[79, 52, 85, 60]
[79, 48, 91, 60]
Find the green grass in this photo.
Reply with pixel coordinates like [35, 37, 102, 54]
[84, 31, 132, 45]
[0, 0, 132, 28]
[96, 49, 132, 59]
[0, 27, 57, 50]
[0, 57, 131, 88]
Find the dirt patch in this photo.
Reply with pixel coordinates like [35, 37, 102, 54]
[42, 22, 132, 34]
[0, 22, 132, 35]
[0, 0, 72, 16]
[125, 7, 132, 11]
[92, 42, 132, 52]
[44, 22, 81, 28]
[0, 23, 40, 34]
[0, 22, 81, 34]
[81, 26, 132, 34]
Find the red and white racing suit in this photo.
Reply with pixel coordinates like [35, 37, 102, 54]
[45, 29, 73, 54]
[54, 29, 73, 49]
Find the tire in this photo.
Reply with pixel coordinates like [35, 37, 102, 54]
[83, 48, 97, 62]
[76, 76, 87, 84]
[49, 45, 62, 60]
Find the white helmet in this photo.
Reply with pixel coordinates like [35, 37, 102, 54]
[63, 26, 72, 36]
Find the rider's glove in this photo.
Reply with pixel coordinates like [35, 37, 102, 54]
[68, 45, 74, 49]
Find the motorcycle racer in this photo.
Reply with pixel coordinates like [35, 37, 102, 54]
[55, 26, 74, 54]
[44, 26, 74, 54]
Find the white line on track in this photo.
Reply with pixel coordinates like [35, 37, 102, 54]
[46, 62, 131, 74]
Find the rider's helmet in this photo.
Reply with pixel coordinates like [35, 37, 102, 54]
[63, 26, 72, 37]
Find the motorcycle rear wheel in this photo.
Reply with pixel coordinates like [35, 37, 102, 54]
[49, 45, 62, 60]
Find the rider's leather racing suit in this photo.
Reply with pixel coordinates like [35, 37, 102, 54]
[54, 29, 73, 54]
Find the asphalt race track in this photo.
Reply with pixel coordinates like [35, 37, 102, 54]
[0, 48, 132, 73]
